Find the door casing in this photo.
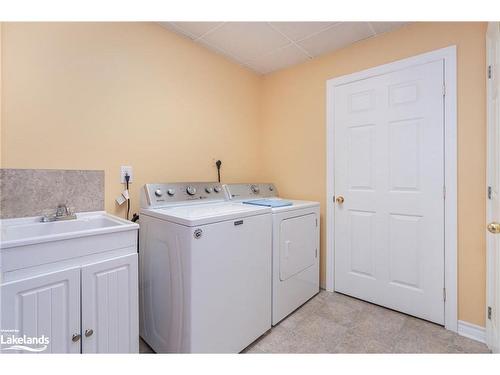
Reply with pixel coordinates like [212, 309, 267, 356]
[486, 22, 500, 352]
[325, 46, 458, 332]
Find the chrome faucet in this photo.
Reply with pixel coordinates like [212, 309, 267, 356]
[41, 204, 77, 222]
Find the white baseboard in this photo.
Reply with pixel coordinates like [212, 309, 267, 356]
[458, 320, 486, 344]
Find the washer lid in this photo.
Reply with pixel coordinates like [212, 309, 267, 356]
[140, 202, 271, 226]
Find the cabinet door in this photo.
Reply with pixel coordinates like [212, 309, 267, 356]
[0, 267, 81, 353]
[81, 254, 138, 353]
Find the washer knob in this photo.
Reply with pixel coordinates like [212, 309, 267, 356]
[154, 189, 163, 197]
[167, 188, 175, 196]
[186, 186, 197, 195]
[251, 185, 260, 194]
[214, 186, 222, 193]
[269, 185, 274, 191]
[205, 187, 213, 194]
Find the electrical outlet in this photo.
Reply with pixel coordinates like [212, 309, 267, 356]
[120, 166, 133, 183]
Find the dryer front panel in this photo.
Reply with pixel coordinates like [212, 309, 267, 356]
[279, 213, 317, 281]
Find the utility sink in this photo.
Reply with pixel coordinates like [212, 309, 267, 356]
[0, 212, 139, 275]
[2, 216, 118, 242]
[0, 211, 137, 249]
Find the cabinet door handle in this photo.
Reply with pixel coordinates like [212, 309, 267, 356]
[85, 329, 94, 337]
[72, 333, 81, 342]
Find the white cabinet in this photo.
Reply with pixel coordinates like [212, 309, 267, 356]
[1, 254, 138, 354]
[0, 212, 139, 354]
[81, 254, 138, 353]
[1, 267, 81, 353]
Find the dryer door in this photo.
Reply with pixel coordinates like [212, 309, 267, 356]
[279, 213, 317, 281]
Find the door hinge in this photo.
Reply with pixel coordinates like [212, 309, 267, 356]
[443, 83, 446, 97]
[488, 65, 492, 79]
[315, 218, 318, 227]
[443, 185, 446, 200]
[315, 248, 318, 258]
[488, 306, 492, 320]
[488, 186, 492, 200]
[443, 288, 447, 302]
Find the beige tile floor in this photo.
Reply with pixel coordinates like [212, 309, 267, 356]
[139, 290, 490, 354]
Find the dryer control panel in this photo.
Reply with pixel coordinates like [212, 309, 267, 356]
[224, 183, 278, 200]
[141, 182, 224, 208]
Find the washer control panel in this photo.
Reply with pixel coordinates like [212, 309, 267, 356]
[142, 182, 224, 207]
[224, 183, 278, 200]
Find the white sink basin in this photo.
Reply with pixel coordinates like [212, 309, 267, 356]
[0, 211, 138, 249]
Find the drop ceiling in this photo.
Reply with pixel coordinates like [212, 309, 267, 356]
[159, 22, 408, 74]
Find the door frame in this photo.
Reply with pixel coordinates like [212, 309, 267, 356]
[325, 46, 458, 332]
[486, 22, 499, 350]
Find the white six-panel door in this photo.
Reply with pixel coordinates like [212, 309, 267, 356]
[333, 60, 446, 324]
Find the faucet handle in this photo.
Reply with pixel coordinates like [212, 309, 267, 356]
[56, 204, 68, 216]
[41, 204, 76, 222]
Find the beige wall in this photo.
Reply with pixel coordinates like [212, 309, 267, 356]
[260, 22, 488, 326]
[0, 22, 263, 216]
[1, 22, 488, 326]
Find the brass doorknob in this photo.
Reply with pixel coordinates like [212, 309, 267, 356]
[336, 195, 345, 204]
[488, 222, 500, 234]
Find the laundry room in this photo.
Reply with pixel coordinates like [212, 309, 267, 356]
[1, 0, 499, 373]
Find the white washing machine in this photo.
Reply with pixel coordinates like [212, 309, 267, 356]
[224, 183, 320, 325]
[139, 182, 272, 353]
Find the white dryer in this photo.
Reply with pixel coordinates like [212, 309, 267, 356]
[224, 183, 320, 325]
[139, 182, 272, 353]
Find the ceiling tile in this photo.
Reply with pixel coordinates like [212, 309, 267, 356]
[161, 22, 411, 75]
[167, 22, 223, 39]
[298, 22, 374, 57]
[269, 22, 336, 41]
[370, 22, 408, 34]
[197, 38, 246, 65]
[200, 22, 290, 62]
[247, 44, 310, 74]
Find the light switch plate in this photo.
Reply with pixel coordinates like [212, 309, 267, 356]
[120, 166, 133, 183]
